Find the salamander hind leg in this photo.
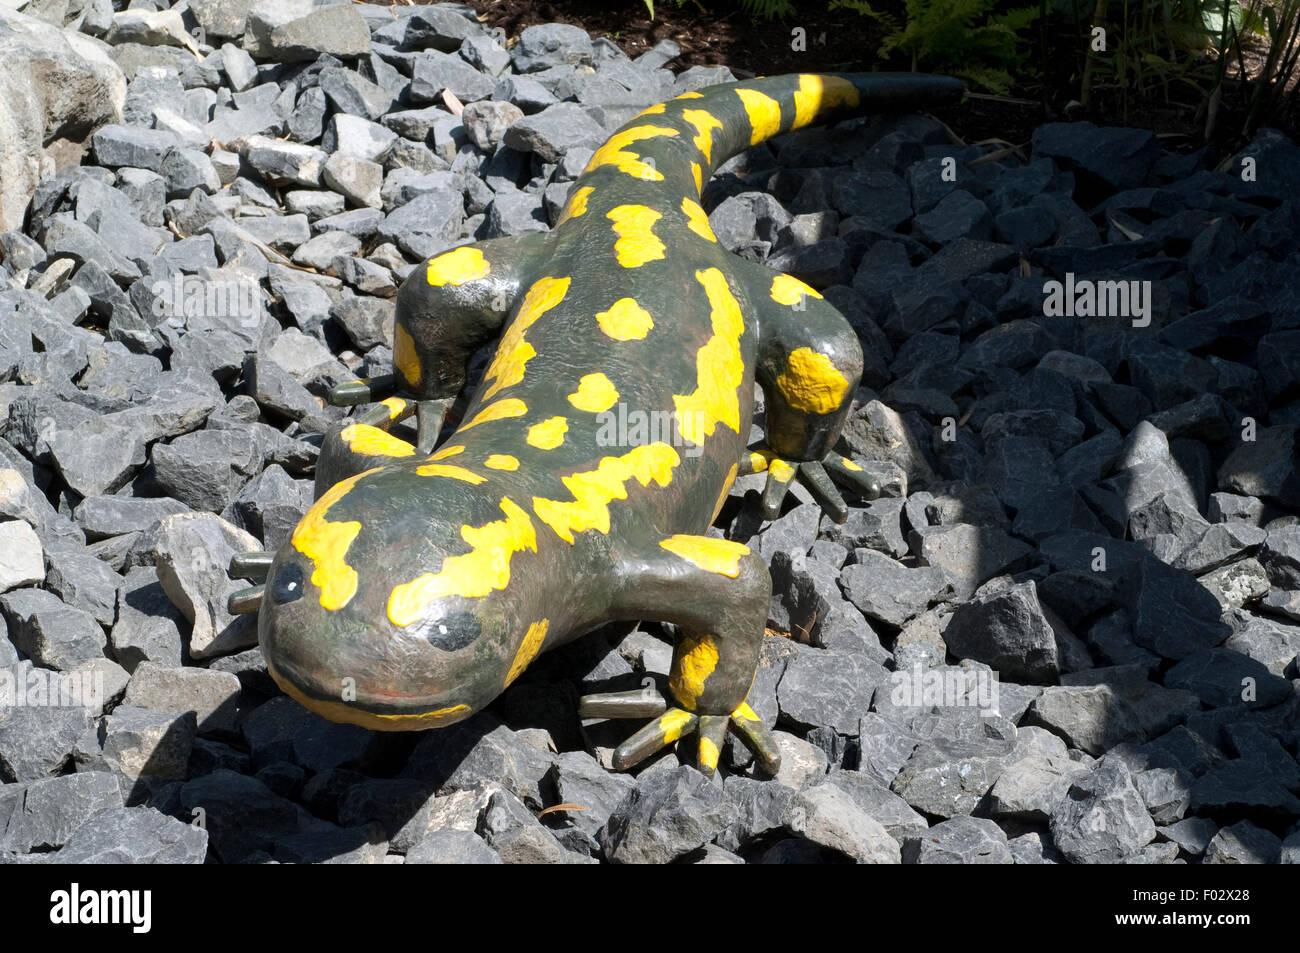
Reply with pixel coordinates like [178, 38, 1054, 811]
[734, 260, 886, 522]
[579, 535, 780, 777]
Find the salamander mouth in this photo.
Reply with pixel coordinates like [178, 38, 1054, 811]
[264, 657, 473, 732]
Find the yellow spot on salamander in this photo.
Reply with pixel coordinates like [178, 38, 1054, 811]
[769, 459, 796, 483]
[292, 470, 370, 611]
[429, 444, 464, 460]
[747, 450, 771, 474]
[659, 535, 750, 578]
[681, 108, 723, 163]
[635, 102, 666, 116]
[483, 276, 570, 399]
[673, 268, 744, 446]
[556, 185, 594, 226]
[770, 273, 824, 306]
[670, 634, 719, 711]
[681, 197, 716, 242]
[505, 619, 549, 687]
[380, 397, 408, 420]
[459, 398, 528, 431]
[711, 461, 738, 522]
[415, 463, 486, 484]
[394, 323, 421, 388]
[426, 246, 490, 286]
[485, 454, 520, 471]
[596, 298, 654, 341]
[661, 708, 694, 743]
[266, 660, 470, 731]
[674, 91, 704, 100]
[340, 424, 415, 458]
[585, 125, 679, 181]
[699, 736, 720, 771]
[691, 162, 702, 194]
[732, 701, 760, 722]
[792, 74, 861, 130]
[735, 87, 782, 144]
[776, 347, 851, 415]
[840, 456, 863, 472]
[607, 204, 666, 268]
[387, 497, 537, 627]
[526, 416, 568, 450]
[532, 443, 679, 544]
[567, 372, 620, 413]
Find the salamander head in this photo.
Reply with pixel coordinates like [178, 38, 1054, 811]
[257, 467, 540, 731]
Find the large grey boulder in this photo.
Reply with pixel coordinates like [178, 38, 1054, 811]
[0, 7, 125, 232]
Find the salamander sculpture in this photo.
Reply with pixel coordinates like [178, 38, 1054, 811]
[228, 72, 964, 776]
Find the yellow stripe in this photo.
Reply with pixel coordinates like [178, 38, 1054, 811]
[556, 185, 594, 226]
[415, 463, 486, 484]
[505, 619, 549, 686]
[661, 708, 694, 743]
[388, 497, 537, 626]
[292, 470, 372, 611]
[459, 398, 527, 431]
[682, 108, 723, 163]
[771, 272, 823, 305]
[607, 204, 666, 268]
[483, 276, 570, 399]
[673, 268, 744, 446]
[681, 197, 716, 242]
[659, 535, 749, 578]
[735, 87, 782, 144]
[340, 424, 415, 458]
[394, 323, 421, 387]
[584, 124, 679, 181]
[426, 246, 490, 286]
[792, 73, 861, 129]
[670, 634, 718, 711]
[532, 443, 679, 544]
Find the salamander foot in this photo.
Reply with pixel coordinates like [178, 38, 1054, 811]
[578, 688, 780, 778]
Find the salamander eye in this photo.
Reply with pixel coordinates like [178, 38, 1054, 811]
[271, 563, 304, 605]
[425, 611, 481, 651]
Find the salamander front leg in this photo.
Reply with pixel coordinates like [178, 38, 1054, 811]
[578, 535, 780, 777]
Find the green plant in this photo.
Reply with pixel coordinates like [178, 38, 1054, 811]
[1081, 0, 1222, 120]
[1235, 0, 1300, 134]
[873, 0, 1041, 92]
[639, 0, 706, 20]
[738, 0, 801, 15]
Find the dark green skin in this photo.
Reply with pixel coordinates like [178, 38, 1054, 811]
[257, 72, 964, 738]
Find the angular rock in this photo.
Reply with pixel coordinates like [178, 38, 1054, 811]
[1049, 758, 1157, 863]
[901, 816, 1013, 864]
[406, 828, 502, 864]
[149, 513, 260, 659]
[57, 806, 207, 863]
[942, 582, 1063, 683]
[786, 782, 901, 863]
[122, 662, 241, 735]
[839, 550, 951, 628]
[599, 765, 737, 864]
[0, 521, 44, 593]
[0, 588, 106, 671]
[0, 771, 122, 853]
